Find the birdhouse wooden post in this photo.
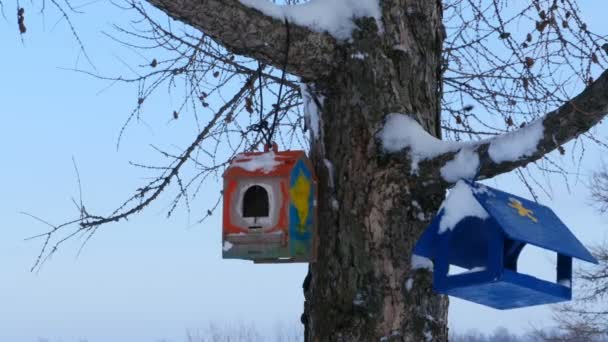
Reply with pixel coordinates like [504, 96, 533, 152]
[222, 144, 317, 263]
[414, 181, 597, 309]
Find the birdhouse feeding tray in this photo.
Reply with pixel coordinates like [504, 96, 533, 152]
[222, 145, 317, 263]
[414, 181, 597, 310]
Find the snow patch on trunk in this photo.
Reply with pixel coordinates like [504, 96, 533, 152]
[438, 180, 489, 234]
[405, 278, 414, 291]
[239, 0, 382, 40]
[300, 83, 323, 140]
[411, 254, 433, 270]
[323, 158, 335, 188]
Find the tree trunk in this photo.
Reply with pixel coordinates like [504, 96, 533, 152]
[303, 1, 449, 341]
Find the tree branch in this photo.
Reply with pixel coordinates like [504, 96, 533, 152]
[419, 68, 608, 185]
[144, 0, 338, 79]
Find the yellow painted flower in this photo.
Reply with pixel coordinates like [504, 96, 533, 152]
[290, 170, 311, 233]
[508, 198, 538, 223]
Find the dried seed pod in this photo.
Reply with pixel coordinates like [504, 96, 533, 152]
[591, 53, 599, 64]
[536, 20, 548, 32]
[525, 57, 535, 68]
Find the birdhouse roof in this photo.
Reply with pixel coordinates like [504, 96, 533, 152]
[414, 181, 597, 264]
[470, 181, 596, 263]
[224, 149, 309, 178]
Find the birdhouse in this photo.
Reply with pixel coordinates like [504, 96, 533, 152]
[414, 180, 597, 309]
[222, 144, 317, 263]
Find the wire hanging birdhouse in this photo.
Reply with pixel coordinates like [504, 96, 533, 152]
[222, 144, 318, 263]
[414, 180, 597, 310]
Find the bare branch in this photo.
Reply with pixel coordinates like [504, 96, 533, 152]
[417, 68, 608, 184]
[144, 0, 338, 79]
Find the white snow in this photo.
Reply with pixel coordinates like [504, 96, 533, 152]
[378, 113, 547, 179]
[558, 279, 572, 288]
[353, 292, 365, 306]
[378, 114, 462, 172]
[323, 158, 335, 188]
[412, 200, 427, 221]
[392, 44, 408, 53]
[488, 119, 544, 163]
[438, 181, 489, 234]
[471, 183, 492, 195]
[239, 0, 382, 40]
[222, 241, 233, 251]
[440, 148, 480, 183]
[331, 198, 340, 210]
[405, 278, 414, 291]
[300, 83, 322, 140]
[416, 212, 427, 221]
[351, 52, 368, 60]
[233, 151, 279, 173]
[411, 254, 433, 270]
[456, 266, 486, 275]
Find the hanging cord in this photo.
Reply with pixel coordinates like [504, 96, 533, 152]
[252, 62, 270, 145]
[265, 17, 291, 149]
[247, 18, 290, 150]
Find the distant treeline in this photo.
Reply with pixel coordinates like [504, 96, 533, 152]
[450, 326, 608, 342]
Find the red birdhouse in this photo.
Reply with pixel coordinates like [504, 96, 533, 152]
[222, 144, 317, 263]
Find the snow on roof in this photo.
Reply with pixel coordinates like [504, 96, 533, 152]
[378, 113, 546, 181]
[488, 119, 544, 163]
[233, 151, 280, 173]
[438, 180, 489, 234]
[239, 0, 382, 40]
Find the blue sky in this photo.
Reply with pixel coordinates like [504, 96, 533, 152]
[1, 1, 608, 341]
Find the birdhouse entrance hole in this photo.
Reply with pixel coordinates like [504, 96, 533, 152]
[242, 185, 270, 229]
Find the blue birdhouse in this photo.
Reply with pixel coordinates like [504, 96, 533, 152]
[414, 181, 598, 310]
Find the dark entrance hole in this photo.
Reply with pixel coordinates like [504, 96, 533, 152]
[243, 185, 270, 227]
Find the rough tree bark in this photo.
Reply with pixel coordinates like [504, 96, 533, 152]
[142, 0, 608, 341]
[302, 2, 449, 341]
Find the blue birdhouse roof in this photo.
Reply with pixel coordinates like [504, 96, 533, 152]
[415, 181, 597, 264]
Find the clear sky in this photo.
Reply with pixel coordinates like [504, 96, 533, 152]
[1, 1, 608, 341]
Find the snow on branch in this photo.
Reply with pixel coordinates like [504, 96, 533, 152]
[146, 0, 338, 79]
[377, 113, 481, 182]
[379, 68, 608, 184]
[239, 0, 382, 40]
